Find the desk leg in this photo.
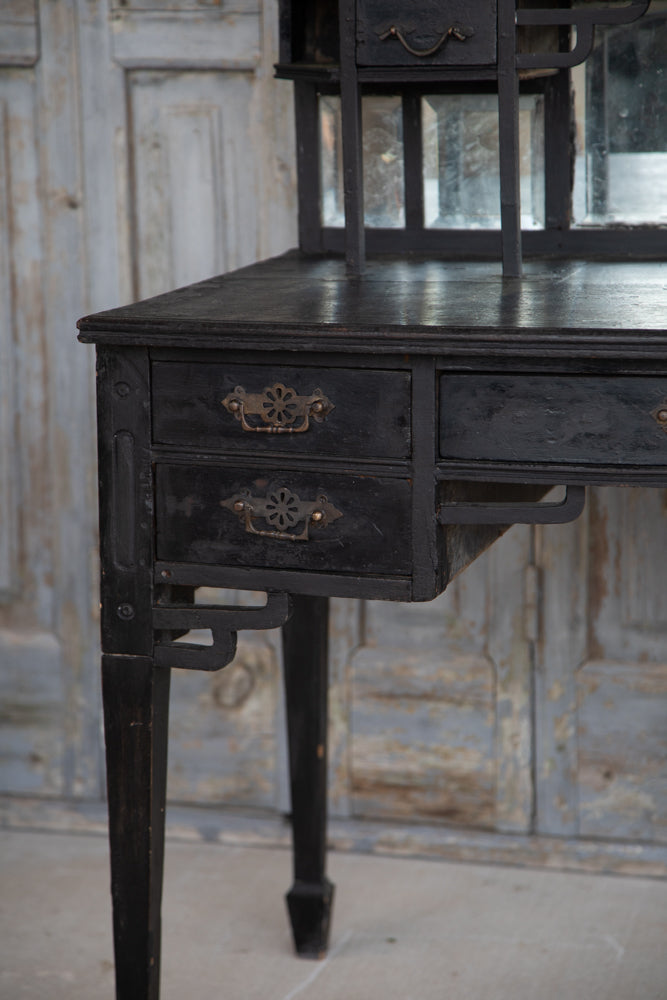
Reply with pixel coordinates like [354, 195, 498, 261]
[102, 654, 170, 1000]
[282, 595, 334, 958]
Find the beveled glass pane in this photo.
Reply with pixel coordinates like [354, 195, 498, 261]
[422, 93, 545, 230]
[572, 10, 667, 226]
[320, 95, 405, 228]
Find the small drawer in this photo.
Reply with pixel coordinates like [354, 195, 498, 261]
[155, 464, 412, 576]
[357, 0, 497, 68]
[152, 361, 411, 460]
[440, 375, 667, 466]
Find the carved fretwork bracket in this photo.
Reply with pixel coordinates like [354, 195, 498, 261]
[153, 591, 292, 671]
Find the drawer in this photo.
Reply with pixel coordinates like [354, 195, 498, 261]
[439, 375, 667, 466]
[152, 361, 411, 460]
[155, 464, 412, 576]
[357, 0, 497, 68]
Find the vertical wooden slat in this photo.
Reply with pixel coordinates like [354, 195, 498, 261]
[489, 526, 535, 833]
[402, 91, 424, 231]
[338, 0, 365, 273]
[294, 81, 323, 253]
[534, 514, 589, 836]
[497, 0, 522, 276]
[37, 0, 101, 797]
[0, 96, 17, 600]
[544, 68, 573, 230]
[96, 347, 153, 658]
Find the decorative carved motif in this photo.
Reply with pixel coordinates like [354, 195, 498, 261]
[221, 487, 342, 541]
[222, 382, 334, 434]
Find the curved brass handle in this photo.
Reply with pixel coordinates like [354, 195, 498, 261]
[378, 23, 472, 58]
[222, 382, 334, 434]
[221, 487, 342, 542]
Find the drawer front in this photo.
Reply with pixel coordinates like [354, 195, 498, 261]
[155, 464, 412, 576]
[357, 0, 497, 67]
[152, 361, 411, 460]
[440, 375, 667, 466]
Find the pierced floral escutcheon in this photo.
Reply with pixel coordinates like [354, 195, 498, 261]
[222, 382, 334, 434]
[221, 487, 343, 542]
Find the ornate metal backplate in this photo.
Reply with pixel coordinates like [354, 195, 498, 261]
[222, 382, 334, 434]
[221, 486, 342, 541]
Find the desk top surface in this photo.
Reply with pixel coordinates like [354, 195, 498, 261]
[78, 253, 667, 359]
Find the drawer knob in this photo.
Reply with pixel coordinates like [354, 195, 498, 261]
[222, 383, 334, 434]
[378, 23, 472, 59]
[221, 487, 342, 542]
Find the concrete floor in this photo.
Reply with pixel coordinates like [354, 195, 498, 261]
[1, 829, 666, 1000]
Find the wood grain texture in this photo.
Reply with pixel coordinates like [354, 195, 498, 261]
[78, 254, 667, 355]
[151, 360, 411, 459]
[102, 654, 170, 1000]
[97, 348, 154, 656]
[155, 462, 413, 576]
[440, 374, 667, 466]
[282, 595, 334, 956]
[356, 0, 497, 67]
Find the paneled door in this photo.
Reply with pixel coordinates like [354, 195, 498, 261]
[536, 490, 667, 847]
[0, 0, 295, 807]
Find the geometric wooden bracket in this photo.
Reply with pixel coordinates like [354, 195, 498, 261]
[438, 485, 586, 525]
[153, 591, 292, 671]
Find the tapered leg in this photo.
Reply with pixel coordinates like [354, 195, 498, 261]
[282, 595, 334, 958]
[102, 654, 171, 1000]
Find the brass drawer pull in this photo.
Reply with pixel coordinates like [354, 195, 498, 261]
[222, 382, 334, 434]
[378, 23, 472, 59]
[221, 487, 342, 542]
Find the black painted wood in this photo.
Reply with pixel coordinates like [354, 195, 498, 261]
[78, 257, 667, 356]
[282, 595, 334, 958]
[155, 463, 413, 577]
[151, 360, 411, 459]
[96, 348, 154, 656]
[102, 654, 170, 1000]
[440, 374, 667, 467]
[84, 250, 667, 997]
[154, 560, 413, 602]
[544, 67, 574, 231]
[339, 0, 365, 273]
[293, 81, 323, 254]
[402, 90, 424, 232]
[497, 0, 522, 277]
[356, 0, 497, 67]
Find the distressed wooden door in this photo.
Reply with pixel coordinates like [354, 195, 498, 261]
[535, 490, 667, 847]
[0, 0, 296, 809]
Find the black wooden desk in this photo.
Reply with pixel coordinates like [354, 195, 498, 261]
[78, 254, 667, 999]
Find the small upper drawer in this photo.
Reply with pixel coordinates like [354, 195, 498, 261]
[152, 361, 411, 460]
[440, 374, 667, 466]
[357, 0, 497, 68]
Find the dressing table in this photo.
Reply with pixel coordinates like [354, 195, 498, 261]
[77, 2, 666, 997]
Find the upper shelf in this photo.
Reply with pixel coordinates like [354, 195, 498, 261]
[276, 0, 651, 82]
